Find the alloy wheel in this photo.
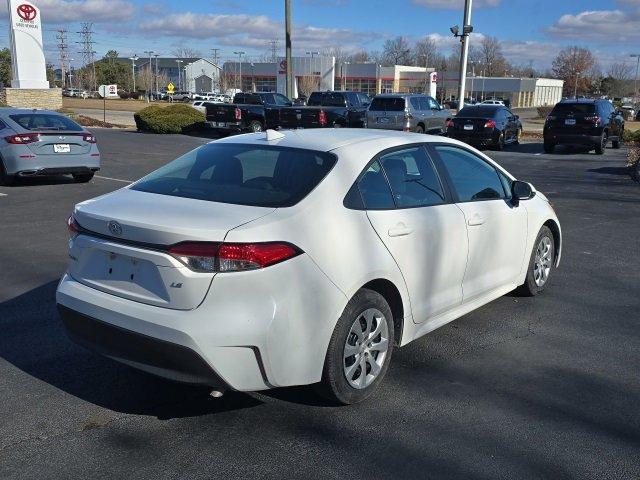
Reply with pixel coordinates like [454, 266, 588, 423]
[533, 236, 553, 287]
[343, 308, 389, 389]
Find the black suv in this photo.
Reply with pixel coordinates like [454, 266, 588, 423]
[543, 99, 624, 154]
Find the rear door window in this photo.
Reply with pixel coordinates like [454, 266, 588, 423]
[379, 147, 445, 208]
[369, 97, 405, 112]
[357, 160, 395, 210]
[131, 144, 337, 208]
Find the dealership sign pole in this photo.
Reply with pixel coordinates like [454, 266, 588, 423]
[7, 0, 49, 88]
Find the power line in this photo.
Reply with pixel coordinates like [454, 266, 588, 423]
[269, 39, 278, 63]
[211, 48, 220, 66]
[76, 22, 96, 91]
[56, 28, 69, 88]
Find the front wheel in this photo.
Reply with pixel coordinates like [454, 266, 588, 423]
[543, 141, 555, 154]
[612, 129, 622, 149]
[516, 226, 555, 297]
[515, 128, 522, 145]
[415, 124, 425, 134]
[316, 289, 394, 405]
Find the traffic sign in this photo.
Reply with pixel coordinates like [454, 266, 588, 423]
[167, 82, 175, 94]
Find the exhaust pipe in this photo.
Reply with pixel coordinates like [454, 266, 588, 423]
[209, 390, 225, 399]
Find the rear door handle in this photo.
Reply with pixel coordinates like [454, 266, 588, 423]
[467, 213, 485, 226]
[388, 224, 413, 237]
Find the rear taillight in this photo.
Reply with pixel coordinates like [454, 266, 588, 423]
[318, 110, 327, 126]
[484, 119, 496, 129]
[67, 214, 79, 239]
[5, 133, 40, 144]
[446, 119, 455, 128]
[585, 115, 601, 126]
[83, 133, 97, 143]
[234, 107, 242, 121]
[167, 242, 301, 273]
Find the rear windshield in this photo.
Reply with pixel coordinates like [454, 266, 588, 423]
[369, 97, 406, 112]
[308, 92, 345, 107]
[551, 103, 596, 115]
[457, 107, 500, 118]
[9, 114, 83, 132]
[130, 144, 337, 208]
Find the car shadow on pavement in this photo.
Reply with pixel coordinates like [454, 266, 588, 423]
[4, 175, 77, 187]
[587, 166, 631, 176]
[0, 281, 263, 420]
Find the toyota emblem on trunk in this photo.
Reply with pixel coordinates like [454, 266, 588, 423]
[107, 221, 122, 236]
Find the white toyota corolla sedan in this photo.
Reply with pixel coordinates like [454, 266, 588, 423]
[57, 129, 561, 404]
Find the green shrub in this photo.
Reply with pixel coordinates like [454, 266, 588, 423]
[537, 105, 554, 119]
[623, 129, 640, 144]
[134, 104, 205, 134]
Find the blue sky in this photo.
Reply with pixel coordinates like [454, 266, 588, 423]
[1, 0, 637, 71]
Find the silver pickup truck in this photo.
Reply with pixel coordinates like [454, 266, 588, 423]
[367, 94, 451, 134]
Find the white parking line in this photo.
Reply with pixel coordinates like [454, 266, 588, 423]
[95, 175, 132, 184]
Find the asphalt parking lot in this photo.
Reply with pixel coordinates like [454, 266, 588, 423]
[1, 129, 639, 479]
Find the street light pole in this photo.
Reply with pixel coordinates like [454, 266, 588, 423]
[456, 0, 473, 110]
[153, 54, 160, 94]
[144, 50, 153, 101]
[234, 51, 245, 91]
[285, 0, 294, 99]
[176, 60, 183, 92]
[129, 55, 138, 93]
[631, 54, 640, 105]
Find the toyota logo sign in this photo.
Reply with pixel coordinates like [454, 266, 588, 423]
[17, 4, 37, 21]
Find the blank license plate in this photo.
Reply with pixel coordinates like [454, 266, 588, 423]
[54, 144, 70, 153]
[464, 124, 474, 130]
[565, 119, 576, 125]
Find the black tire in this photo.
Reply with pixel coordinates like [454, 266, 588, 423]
[316, 288, 395, 405]
[612, 129, 622, 149]
[248, 120, 264, 133]
[73, 172, 94, 183]
[0, 161, 15, 186]
[515, 128, 522, 145]
[595, 131, 607, 155]
[415, 124, 425, 134]
[515, 225, 555, 297]
[494, 132, 505, 151]
[543, 141, 555, 154]
[332, 122, 343, 128]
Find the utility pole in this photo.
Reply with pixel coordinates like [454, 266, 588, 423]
[76, 22, 96, 92]
[269, 40, 278, 63]
[211, 48, 220, 66]
[129, 55, 138, 92]
[154, 53, 160, 94]
[176, 59, 183, 91]
[144, 50, 153, 100]
[285, 0, 294, 99]
[456, 0, 473, 110]
[631, 54, 640, 105]
[234, 51, 245, 91]
[56, 29, 69, 88]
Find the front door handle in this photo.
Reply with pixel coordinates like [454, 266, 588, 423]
[467, 213, 485, 226]
[388, 224, 413, 237]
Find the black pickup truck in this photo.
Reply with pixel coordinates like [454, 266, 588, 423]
[279, 91, 371, 129]
[205, 92, 293, 133]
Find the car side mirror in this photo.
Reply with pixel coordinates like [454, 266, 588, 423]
[512, 180, 535, 206]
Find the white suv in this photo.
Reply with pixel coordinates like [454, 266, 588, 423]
[57, 129, 561, 404]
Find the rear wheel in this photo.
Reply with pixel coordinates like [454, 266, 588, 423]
[332, 122, 343, 128]
[249, 120, 264, 133]
[494, 132, 505, 151]
[0, 161, 15, 186]
[543, 141, 555, 154]
[415, 124, 425, 134]
[516, 225, 555, 297]
[595, 131, 607, 154]
[515, 128, 522, 145]
[72, 172, 94, 183]
[316, 288, 394, 405]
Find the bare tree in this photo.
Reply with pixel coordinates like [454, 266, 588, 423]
[382, 36, 412, 66]
[297, 75, 320, 98]
[552, 46, 598, 96]
[218, 70, 235, 93]
[349, 50, 370, 63]
[172, 47, 202, 59]
[478, 36, 508, 76]
[413, 36, 438, 68]
[322, 46, 348, 67]
[608, 62, 633, 82]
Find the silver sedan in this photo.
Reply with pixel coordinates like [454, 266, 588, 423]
[0, 109, 100, 186]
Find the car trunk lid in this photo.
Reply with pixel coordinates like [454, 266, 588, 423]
[25, 131, 92, 155]
[69, 188, 275, 309]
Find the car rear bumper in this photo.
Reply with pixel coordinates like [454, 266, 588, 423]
[3, 150, 101, 176]
[16, 166, 99, 177]
[56, 252, 347, 391]
[447, 131, 497, 146]
[59, 304, 229, 388]
[544, 132, 601, 146]
[205, 120, 243, 131]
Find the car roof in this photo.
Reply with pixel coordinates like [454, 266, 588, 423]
[210, 128, 461, 153]
[559, 98, 599, 104]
